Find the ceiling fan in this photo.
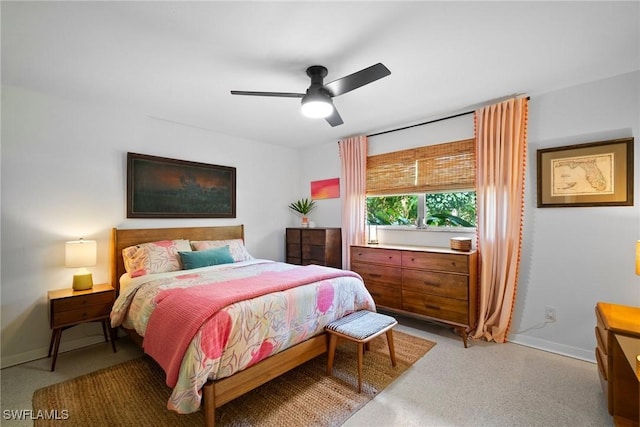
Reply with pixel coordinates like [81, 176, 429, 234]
[230, 63, 391, 127]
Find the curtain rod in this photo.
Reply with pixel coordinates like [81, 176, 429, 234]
[368, 96, 530, 138]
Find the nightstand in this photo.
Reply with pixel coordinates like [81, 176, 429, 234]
[48, 283, 117, 371]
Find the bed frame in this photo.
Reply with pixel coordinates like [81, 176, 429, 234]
[110, 225, 328, 427]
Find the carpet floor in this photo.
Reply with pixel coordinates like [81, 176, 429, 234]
[33, 331, 435, 426]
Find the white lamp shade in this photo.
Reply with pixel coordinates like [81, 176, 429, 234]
[65, 239, 97, 268]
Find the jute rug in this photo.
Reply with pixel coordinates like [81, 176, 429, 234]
[33, 331, 435, 426]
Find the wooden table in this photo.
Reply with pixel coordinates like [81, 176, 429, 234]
[48, 284, 117, 371]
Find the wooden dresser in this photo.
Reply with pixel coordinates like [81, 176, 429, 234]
[595, 302, 640, 425]
[351, 244, 477, 347]
[286, 228, 342, 269]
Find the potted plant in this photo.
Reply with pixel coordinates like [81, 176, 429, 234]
[288, 198, 316, 227]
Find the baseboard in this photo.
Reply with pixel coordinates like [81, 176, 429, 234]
[1, 335, 107, 369]
[509, 333, 596, 363]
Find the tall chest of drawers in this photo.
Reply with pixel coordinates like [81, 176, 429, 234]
[286, 228, 342, 269]
[351, 244, 477, 347]
[595, 302, 640, 424]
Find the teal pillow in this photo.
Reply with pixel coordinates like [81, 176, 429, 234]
[179, 246, 235, 270]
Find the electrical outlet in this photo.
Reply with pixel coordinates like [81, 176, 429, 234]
[545, 306, 557, 322]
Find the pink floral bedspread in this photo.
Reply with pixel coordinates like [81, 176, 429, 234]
[110, 260, 375, 414]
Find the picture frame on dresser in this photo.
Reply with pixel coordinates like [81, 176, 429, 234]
[127, 152, 236, 218]
[536, 137, 634, 208]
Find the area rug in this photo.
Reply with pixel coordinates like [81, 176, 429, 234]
[33, 331, 435, 426]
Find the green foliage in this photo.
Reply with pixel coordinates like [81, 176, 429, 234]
[425, 192, 476, 226]
[367, 195, 417, 225]
[288, 198, 316, 215]
[367, 192, 476, 227]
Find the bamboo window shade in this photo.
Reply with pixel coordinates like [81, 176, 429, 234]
[366, 138, 476, 195]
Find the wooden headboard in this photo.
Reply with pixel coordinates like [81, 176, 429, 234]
[110, 225, 245, 294]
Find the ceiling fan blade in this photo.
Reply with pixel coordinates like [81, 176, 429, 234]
[230, 90, 304, 98]
[325, 106, 344, 127]
[323, 63, 391, 97]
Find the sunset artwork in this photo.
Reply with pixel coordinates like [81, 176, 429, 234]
[311, 178, 340, 200]
[127, 153, 236, 218]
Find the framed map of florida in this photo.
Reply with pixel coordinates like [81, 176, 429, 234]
[537, 137, 633, 207]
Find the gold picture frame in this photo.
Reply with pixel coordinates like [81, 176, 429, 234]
[537, 137, 634, 207]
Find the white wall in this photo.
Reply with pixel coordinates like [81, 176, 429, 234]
[303, 71, 640, 361]
[1, 85, 300, 367]
[513, 70, 640, 360]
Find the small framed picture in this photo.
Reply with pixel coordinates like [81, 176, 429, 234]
[537, 137, 633, 207]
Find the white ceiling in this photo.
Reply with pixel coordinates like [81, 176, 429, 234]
[2, 1, 639, 149]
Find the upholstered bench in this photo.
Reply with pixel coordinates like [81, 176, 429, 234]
[325, 310, 398, 392]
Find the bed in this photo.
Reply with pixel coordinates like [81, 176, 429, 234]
[110, 225, 375, 427]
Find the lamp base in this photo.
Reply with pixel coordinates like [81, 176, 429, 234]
[72, 272, 93, 291]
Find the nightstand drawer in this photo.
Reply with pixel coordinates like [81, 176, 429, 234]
[52, 291, 114, 312]
[52, 303, 112, 328]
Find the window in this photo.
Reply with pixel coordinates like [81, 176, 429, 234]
[366, 138, 476, 229]
[367, 191, 476, 227]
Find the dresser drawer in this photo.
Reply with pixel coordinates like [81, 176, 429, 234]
[365, 283, 402, 309]
[595, 344, 608, 381]
[402, 251, 468, 273]
[351, 247, 401, 266]
[595, 309, 608, 354]
[595, 325, 607, 355]
[402, 290, 469, 324]
[301, 229, 328, 245]
[286, 228, 301, 244]
[402, 269, 468, 300]
[52, 291, 114, 312]
[52, 303, 112, 328]
[287, 243, 301, 257]
[352, 262, 401, 289]
[302, 245, 326, 263]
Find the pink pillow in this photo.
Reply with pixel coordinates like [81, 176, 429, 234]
[190, 239, 253, 262]
[122, 239, 191, 278]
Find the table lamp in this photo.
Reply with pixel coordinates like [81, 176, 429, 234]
[65, 239, 97, 291]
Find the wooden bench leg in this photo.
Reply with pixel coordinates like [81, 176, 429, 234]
[357, 342, 364, 393]
[327, 333, 338, 376]
[386, 330, 397, 367]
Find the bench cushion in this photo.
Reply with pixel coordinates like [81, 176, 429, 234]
[325, 310, 396, 340]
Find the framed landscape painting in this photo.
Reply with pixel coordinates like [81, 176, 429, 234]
[127, 152, 236, 218]
[537, 137, 633, 207]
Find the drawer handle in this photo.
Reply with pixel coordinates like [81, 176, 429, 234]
[425, 304, 440, 311]
[370, 273, 382, 278]
[424, 281, 440, 287]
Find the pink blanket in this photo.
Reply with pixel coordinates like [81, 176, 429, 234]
[144, 265, 360, 387]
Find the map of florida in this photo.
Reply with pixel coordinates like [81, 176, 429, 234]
[553, 158, 608, 192]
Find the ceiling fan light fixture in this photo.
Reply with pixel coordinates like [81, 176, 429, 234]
[301, 92, 333, 118]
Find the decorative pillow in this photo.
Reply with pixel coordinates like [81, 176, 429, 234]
[122, 239, 191, 278]
[178, 246, 235, 270]
[190, 239, 254, 262]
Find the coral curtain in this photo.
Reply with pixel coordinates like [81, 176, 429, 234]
[338, 135, 368, 269]
[472, 97, 528, 343]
